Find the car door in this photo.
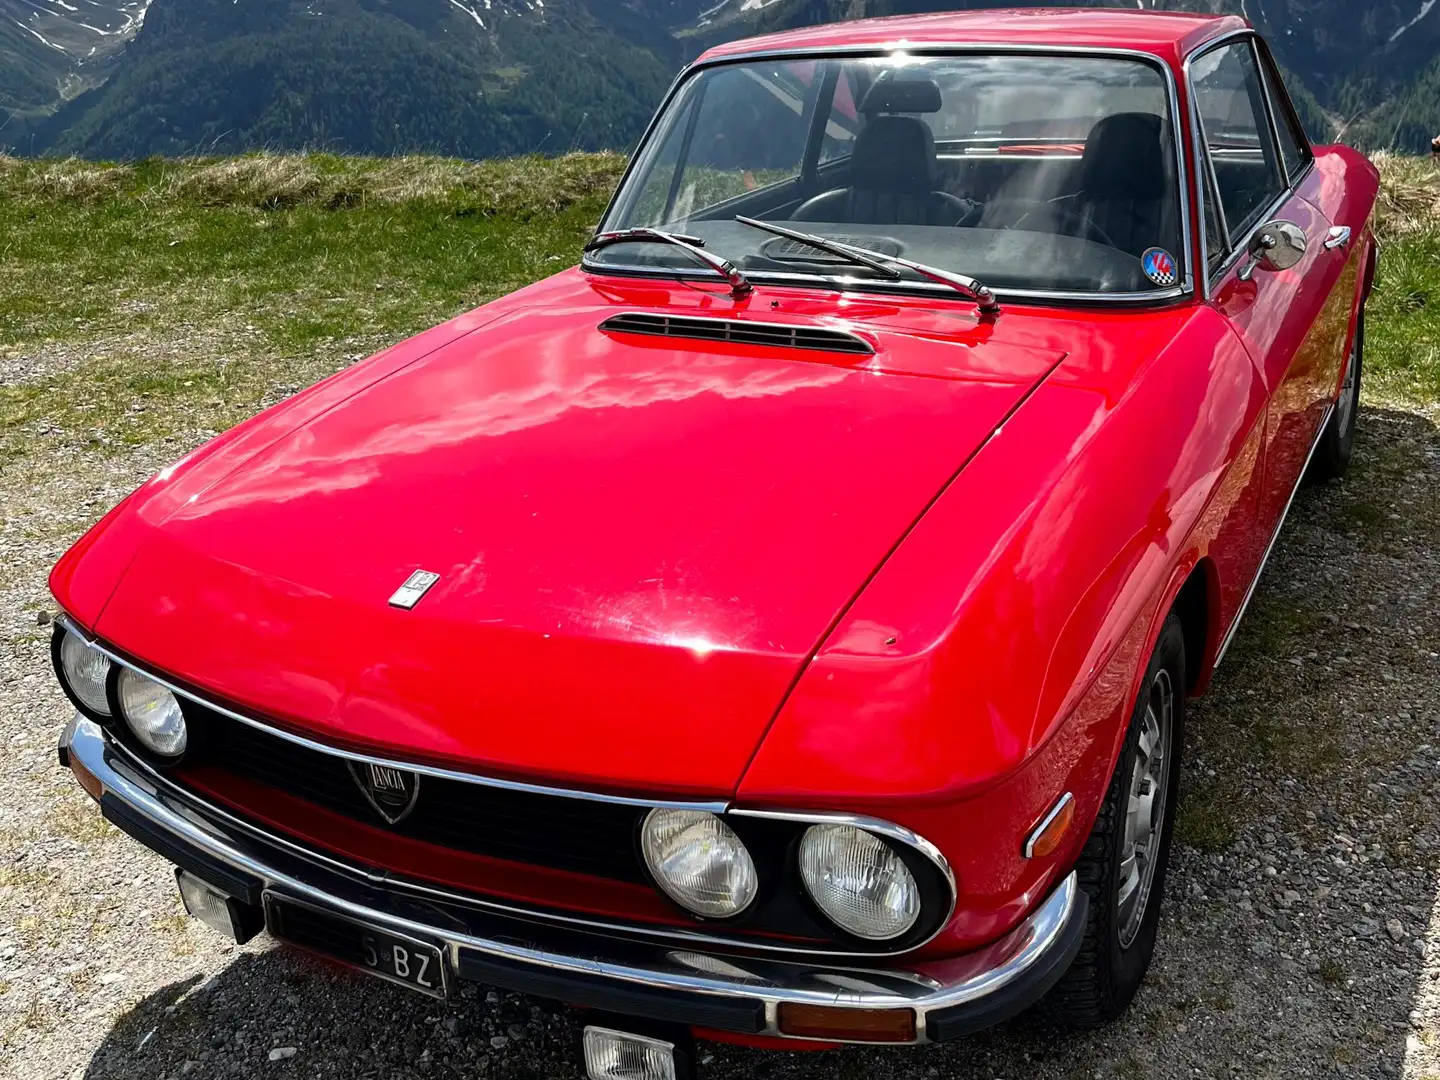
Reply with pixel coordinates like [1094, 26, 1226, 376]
[1189, 34, 1345, 539]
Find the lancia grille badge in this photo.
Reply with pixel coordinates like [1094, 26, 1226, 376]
[349, 761, 421, 825]
[390, 570, 440, 610]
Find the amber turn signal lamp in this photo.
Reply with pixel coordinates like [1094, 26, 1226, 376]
[1024, 792, 1075, 859]
[70, 756, 104, 801]
[776, 1003, 916, 1043]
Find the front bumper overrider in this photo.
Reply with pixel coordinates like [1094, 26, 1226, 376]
[60, 715, 1086, 1046]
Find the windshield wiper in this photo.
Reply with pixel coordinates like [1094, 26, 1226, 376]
[584, 227, 753, 299]
[735, 216, 1000, 317]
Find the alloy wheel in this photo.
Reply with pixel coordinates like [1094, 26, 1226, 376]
[1117, 668, 1173, 949]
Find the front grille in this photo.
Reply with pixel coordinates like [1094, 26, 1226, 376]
[600, 312, 874, 355]
[184, 708, 648, 883]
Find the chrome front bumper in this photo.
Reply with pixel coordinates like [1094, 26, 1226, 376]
[61, 716, 1086, 1045]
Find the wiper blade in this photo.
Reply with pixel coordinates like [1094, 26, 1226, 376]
[735, 215, 1000, 316]
[584, 227, 753, 299]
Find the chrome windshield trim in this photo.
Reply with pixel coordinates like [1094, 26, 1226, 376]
[72, 715, 959, 960]
[591, 43, 1195, 306]
[585, 262, 1189, 307]
[54, 614, 726, 814]
[66, 714, 1081, 1045]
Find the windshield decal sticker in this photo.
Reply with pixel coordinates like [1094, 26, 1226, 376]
[1142, 248, 1178, 288]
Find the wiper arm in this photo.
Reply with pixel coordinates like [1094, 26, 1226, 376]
[584, 227, 753, 299]
[734, 216, 902, 280]
[735, 215, 1000, 317]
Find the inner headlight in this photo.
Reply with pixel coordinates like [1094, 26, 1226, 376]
[113, 667, 188, 760]
[798, 824, 921, 941]
[54, 626, 112, 717]
[640, 809, 758, 918]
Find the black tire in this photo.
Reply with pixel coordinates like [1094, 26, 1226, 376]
[1043, 612, 1186, 1028]
[1309, 311, 1363, 482]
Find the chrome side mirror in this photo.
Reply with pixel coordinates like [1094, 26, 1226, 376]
[1237, 220, 1307, 281]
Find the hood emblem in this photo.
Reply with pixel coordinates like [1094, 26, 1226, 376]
[349, 761, 421, 825]
[390, 570, 440, 610]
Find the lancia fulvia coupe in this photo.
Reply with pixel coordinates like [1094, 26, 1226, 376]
[51, 8, 1377, 1078]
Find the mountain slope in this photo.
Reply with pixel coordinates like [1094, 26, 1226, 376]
[0, 0, 153, 121]
[19, 0, 679, 159]
[4, 0, 1439, 157]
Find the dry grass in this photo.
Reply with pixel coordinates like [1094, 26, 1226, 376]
[0, 151, 629, 217]
[1373, 151, 1440, 241]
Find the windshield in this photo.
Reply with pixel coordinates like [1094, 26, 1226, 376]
[593, 52, 1186, 298]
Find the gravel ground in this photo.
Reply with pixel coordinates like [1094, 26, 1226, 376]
[1, 338, 1437, 1080]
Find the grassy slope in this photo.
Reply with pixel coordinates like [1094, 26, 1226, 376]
[0, 150, 1436, 468]
[0, 153, 626, 462]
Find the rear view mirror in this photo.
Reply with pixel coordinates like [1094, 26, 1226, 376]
[1238, 220, 1306, 281]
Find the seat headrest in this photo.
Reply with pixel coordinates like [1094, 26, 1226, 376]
[1081, 112, 1168, 199]
[859, 77, 943, 115]
[850, 115, 938, 192]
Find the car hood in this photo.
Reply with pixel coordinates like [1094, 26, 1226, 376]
[86, 284, 1062, 796]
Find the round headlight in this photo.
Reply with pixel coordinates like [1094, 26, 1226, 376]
[56, 628, 112, 717]
[640, 809, 758, 918]
[114, 668, 188, 760]
[798, 824, 921, 941]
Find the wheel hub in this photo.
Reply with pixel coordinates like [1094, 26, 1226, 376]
[1117, 668, 1173, 949]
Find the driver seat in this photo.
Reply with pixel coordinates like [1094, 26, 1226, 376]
[1071, 112, 1171, 258]
[792, 79, 972, 227]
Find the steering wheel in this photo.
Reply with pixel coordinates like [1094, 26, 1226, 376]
[998, 198, 1117, 249]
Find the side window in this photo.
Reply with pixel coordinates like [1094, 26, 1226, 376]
[818, 66, 861, 165]
[1258, 49, 1311, 181]
[1190, 41, 1286, 249]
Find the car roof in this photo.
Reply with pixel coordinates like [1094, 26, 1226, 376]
[697, 8, 1249, 67]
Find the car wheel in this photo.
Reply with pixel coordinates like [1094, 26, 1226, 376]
[1309, 311, 1363, 482]
[1043, 612, 1185, 1028]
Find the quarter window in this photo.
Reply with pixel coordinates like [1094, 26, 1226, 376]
[1190, 41, 1286, 248]
[1258, 50, 1310, 181]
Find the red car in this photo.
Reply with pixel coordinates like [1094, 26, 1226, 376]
[51, 9, 1376, 1078]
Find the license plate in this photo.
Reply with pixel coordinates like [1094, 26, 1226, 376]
[264, 894, 448, 999]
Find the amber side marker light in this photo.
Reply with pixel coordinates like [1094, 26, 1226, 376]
[776, 1003, 917, 1043]
[70, 756, 104, 801]
[1024, 792, 1075, 859]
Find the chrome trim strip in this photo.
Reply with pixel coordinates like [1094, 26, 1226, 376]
[66, 716, 1080, 1046]
[53, 622, 957, 957]
[729, 808, 958, 932]
[1023, 792, 1076, 860]
[1214, 402, 1334, 668]
[589, 43, 1195, 306]
[55, 615, 727, 814]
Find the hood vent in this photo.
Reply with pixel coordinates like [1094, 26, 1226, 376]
[600, 313, 874, 355]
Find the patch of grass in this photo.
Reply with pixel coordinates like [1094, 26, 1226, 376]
[1341, 498, 1389, 532]
[0, 152, 627, 464]
[1319, 958, 1345, 986]
[1176, 770, 1243, 852]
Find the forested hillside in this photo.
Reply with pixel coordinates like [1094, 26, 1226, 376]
[8, 0, 680, 160]
[2, 0, 1438, 158]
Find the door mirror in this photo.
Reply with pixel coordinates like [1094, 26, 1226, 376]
[1237, 220, 1306, 281]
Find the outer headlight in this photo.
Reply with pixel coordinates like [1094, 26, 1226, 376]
[54, 626, 112, 718]
[798, 824, 921, 941]
[113, 667, 188, 760]
[640, 809, 758, 918]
